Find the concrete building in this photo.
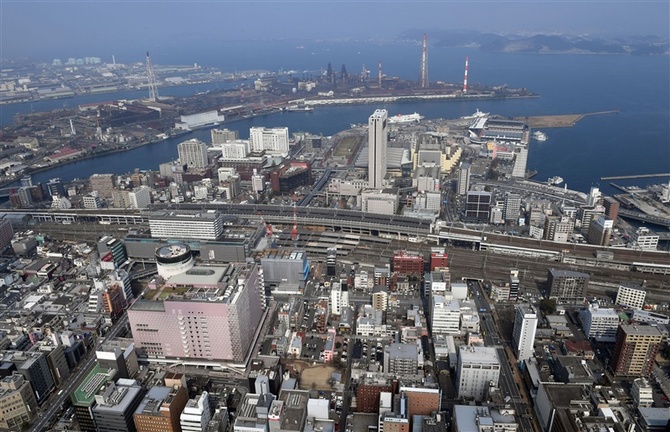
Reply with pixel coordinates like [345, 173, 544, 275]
[259, 249, 309, 289]
[92, 379, 146, 432]
[0, 374, 38, 430]
[133, 385, 189, 432]
[368, 109, 388, 189]
[503, 192, 521, 221]
[512, 305, 538, 361]
[211, 128, 239, 144]
[457, 346, 500, 401]
[0, 217, 14, 252]
[581, 304, 619, 342]
[330, 282, 349, 316]
[361, 188, 398, 214]
[586, 215, 613, 246]
[356, 374, 394, 414]
[457, 162, 471, 196]
[431, 297, 461, 335]
[0, 351, 55, 404]
[452, 405, 518, 432]
[128, 263, 264, 364]
[175, 111, 225, 131]
[632, 377, 654, 408]
[96, 339, 140, 380]
[180, 392, 211, 432]
[384, 343, 419, 375]
[543, 215, 573, 243]
[547, 269, 589, 304]
[71, 365, 118, 431]
[249, 127, 290, 156]
[632, 310, 670, 326]
[631, 227, 659, 251]
[90, 173, 116, 199]
[398, 385, 441, 418]
[465, 191, 491, 221]
[392, 250, 424, 276]
[149, 211, 226, 240]
[611, 325, 663, 377]
[615, 283, 647, 310]
[178, 139, 209, 169]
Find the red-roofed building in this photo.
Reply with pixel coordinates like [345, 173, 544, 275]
[47, 147, 85, 162]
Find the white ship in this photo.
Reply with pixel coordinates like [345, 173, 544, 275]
[461, 109, 490, 120]
[387, 112, 423, 124]
[548, 176, 564, 186]
[285, 105, 314, 112]
[533, 131, 548, 141]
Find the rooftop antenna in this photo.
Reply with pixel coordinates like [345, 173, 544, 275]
[463, 56, 469, 93]
[420, 34, 428, 88]
[146, 51, 159, 102]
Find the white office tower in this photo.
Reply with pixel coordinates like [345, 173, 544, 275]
[582, 304, 619, 342]
[129, 185, 151, 209]
[431, 297, 461, 335]
[503, 192, 521, 221]
[586, 186, 602, 207]
[178, 138, 209, 169]
[251, 169, 265, 193]
[512, 305, 538, 361]
[180, 392, 212, 432]
[330, 282, 349, 316]
[457, 345, 500, 401]
[457, 162, 471, 195]
[249, 127, 289, 156]
[368, 109, 388, 189]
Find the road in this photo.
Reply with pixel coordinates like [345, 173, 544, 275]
[30, 314, 129, 432]
[468, 281, 536, 432]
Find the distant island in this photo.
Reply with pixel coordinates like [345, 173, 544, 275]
[399, 30, 670, 55]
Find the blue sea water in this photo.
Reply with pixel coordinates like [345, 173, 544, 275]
[3, 41, 669, 195]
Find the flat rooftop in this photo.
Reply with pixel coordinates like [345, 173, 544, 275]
[72, 364, 116, 406]
[459, 346, 499, 364]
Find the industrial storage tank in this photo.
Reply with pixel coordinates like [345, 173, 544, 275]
[155, 243, 194, 279]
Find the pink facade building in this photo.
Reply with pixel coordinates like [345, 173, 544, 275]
[128, 263, 264, 364]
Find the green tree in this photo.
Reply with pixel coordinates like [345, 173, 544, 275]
[539, 298, 556, 315]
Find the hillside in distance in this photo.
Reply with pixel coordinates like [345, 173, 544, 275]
[398, 30, 669, 55]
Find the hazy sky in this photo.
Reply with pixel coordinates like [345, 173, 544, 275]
[1, 1, 668, 60]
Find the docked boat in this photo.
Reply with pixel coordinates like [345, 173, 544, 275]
[461, 109, 490, 120]
[387, 113, 423, 124]
[548, 176, 564, 186]
[285, 105, 314, 112]
[533, 131, 548, 141]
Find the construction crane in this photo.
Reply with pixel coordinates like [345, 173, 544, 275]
[145, 51, 159, 102]
[291, 194, 299, 242]
[258, 212, 273, 238]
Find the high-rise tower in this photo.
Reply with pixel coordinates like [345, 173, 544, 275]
[420, 34, 429, 88]
[368, 109, 388, 190]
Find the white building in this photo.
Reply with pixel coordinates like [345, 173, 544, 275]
[431, 297, 461, 335]
[582, 304, 619, 342]
[128, 185, 152, 209]
[178, 138, 209, 169]
[632, 310, 670, 326]
[632, 377, 654, 408]
[330, 282, 349, 316]
[504, 192, 521, 221]
[631, 227, 659, 251]
[361, 189, 398, 215]
[181, 392, 212, 432]
[615, 283, 647, 310]
[249, 127, 289, 156]
[457, 162, 470, 196]
[149, 211, 225, 240]
[82, 194, 101, 209]
[175, 110, 225, 130]
[368, 109, 388, 190]
[218, 140, 250, 159]
[218, 167, 237, 182]
[513, 305, 538, 361]
[457, 345, 501, 401]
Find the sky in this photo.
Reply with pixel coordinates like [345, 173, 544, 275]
[1, 1, 668, 61]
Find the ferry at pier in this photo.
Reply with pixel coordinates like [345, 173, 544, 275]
[461, 109, 489, 120]
[387, 113, 423, 124]
[548, 176, 564, 186]
[533, 131, 548, 141]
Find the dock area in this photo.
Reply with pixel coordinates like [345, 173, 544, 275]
[514, 109, 619, 128]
